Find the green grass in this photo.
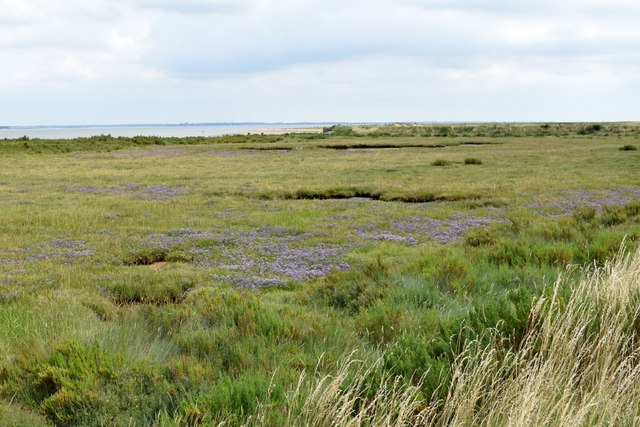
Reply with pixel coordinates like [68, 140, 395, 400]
[1, 123, 640, 425]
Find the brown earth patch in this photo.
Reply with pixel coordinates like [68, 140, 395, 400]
[148, 262, 167, 271]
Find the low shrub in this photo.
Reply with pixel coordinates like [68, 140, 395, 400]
[99, 270, 197, 304]
[600, 205, 627, 226]
[619, 144, 637, 151]
[463, 158, 483, 165]
[624, 200, 640, 218]
[572, 206, 597, 222]
[3, 342, 175, 426]
[124, 247, 168, 266]
[431, 159, 451, 167]
[356, 303, 404, 344]
[312, 259, 389, 313]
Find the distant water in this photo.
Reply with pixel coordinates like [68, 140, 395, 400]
[0, 123, 331, 140]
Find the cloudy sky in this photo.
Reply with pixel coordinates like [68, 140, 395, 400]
[1, 0, 638, 125]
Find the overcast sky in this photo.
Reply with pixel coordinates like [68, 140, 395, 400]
[1, 0, 638, 125]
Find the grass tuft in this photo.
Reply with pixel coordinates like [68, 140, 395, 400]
[463, 157, 483, 165]
[431, 159, 452, 167]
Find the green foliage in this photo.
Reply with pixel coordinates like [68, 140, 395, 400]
[431, 159, 452, 166]
[203, 374, 284, 422]
[2, 342, 176, 426]
[619, 144, 637, 151]
[356, 303, 404, 344]
[578, 123, 603, 135]
[99, 270, 198, 304]
[311, 258, 389, 313]
[601, 205, 628, 226]
[573, 206, 597, 222]
[463, 157, 483, 165]
[464, 227, 497, 247]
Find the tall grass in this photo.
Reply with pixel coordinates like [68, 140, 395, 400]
[275, 248, 640, 426]
[247, 356, 427, 427]
[428, 246, 640, 426]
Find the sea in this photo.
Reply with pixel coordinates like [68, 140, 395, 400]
[0, 123, 334, 140]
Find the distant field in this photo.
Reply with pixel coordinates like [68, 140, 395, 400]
[1, 123, 640, 425]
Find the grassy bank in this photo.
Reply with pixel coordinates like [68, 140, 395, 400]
[0, 124, 639, 425]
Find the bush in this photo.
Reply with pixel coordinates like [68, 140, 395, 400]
[464, 228, 496, 247]
[463, 158, 483, 165]
[356, 303, 404, 344]
[624, 200, 640, 218]
[99, 270, 197, 304]
[3, 342, 175, 426]
[431, 159, 452, 167]
[572, 206, 597, 222]
[619, 144, 637, 151]
[600, 205, 627, 226]
[124, 246, 168, 266]
[578, 123, 603, 135]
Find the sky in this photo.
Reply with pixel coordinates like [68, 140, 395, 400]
[1, 0, 639, 125]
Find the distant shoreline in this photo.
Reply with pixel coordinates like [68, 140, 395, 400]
[3, 122, 353, 130]
[0, 123, 334, 140]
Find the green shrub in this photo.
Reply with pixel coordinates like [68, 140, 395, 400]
[356, 303, 404, 344]
[624, 200, 640, 218]
[431, 159, 452, 166]
[578, 123, 603, 135]
[464, 228, 496, 247]
[600, 205, 627, 226]
[619, 144, 637, 151]
[384, 334, 451, 398]
[312, 258, 389, 312]
[572, 206, 597, 222]
[3, 342, 175, 426]
[124, 246, 168, 266]
[463, 157, 483, 165]
[202, 374, 285, 422]
[99, 270, 197, 304]
[435, 254, 470, 293]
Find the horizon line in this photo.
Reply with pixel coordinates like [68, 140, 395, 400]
[1, 120, 637, 129]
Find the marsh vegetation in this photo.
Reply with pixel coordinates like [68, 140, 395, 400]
[1, 123, 639, 425]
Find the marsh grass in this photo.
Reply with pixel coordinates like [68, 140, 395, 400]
[1, 125, 640, 425]
[424, 247, 640, 426]
[251, 248, 640, 426]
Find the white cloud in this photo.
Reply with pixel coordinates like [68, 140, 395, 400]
[0, 0, 638, 124]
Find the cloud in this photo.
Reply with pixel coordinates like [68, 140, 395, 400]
[0, 0, 638, 124]
[129, 0, 247, 14]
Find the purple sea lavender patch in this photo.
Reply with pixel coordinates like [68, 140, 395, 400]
[321, 213, 356, 222]
[401, 214, 498, 243]
[211, 274, 287, 288]
[136, 185, 187, 200]
[24, 238, 94, 263]
[208, 150, 238, 157]
[66, 183, 186, 200]
[172, 226, 353, 284]
[68, 186, 128, 196]
[44, 238, 86, 249]
[355, 229, 418, 244]
[137, 149, 186, 156]
[528, 188, 640, 217]
[25, 253, 58, 262]
[352, 214, 503, 244]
